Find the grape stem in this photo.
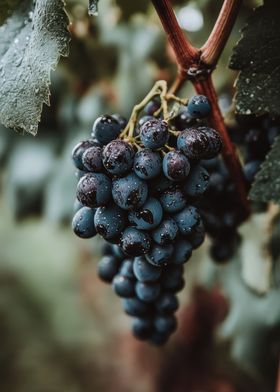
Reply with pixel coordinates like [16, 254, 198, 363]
[120, 80, 188, 140]
[151, 0, 250, 218]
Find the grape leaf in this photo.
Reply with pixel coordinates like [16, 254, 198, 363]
[0, 0, 70, 135]
[88, 0, 99, 16]
[249, 136, 280, 204]
[230, 0, 280, 117]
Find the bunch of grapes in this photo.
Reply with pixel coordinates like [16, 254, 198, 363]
[194, 115, 280, 263]
[71, 90, 222, 345]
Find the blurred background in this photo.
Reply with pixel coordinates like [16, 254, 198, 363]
[0, 0, 279, 391]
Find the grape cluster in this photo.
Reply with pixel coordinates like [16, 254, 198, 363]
[71, 94, 222, 345]
[197, 116, 280, 263]
[239, 116, 280, 185]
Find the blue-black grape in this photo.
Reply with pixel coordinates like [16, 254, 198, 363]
[177, 127, 222, 160]
[144, 98, 161, 115]
[94, 204, 126, 240]
[155, 293, 179, 314]
[98, 255, 121, 283]
[188, 95, 211, 119]
[72, 206, 97, 238]
[183, 164, 209, 198]
[112, 173, 148, 210]
[119, 259, 135, 279]
[113, 274, 135, 298]
[140, 119, 169, 149]
[244, 160, 262, 184]
[121, 227, 151, 256]
[172, 237, 193, 264]
[145, 243, 174, 267]
[102, 139, 134, 175]
[77, 173, 111, 208]
[154, 315, 177, 334]
[123, 297, 151, 317]
[133, 256, 162, 282]
[92, 115, 122, 145]
[160, 187, 186, 213]
[82, 145, 103, 172]
[135, 281, 161, 303]
[163, 150, 190, 181]
[174, 206, 201, 236]
[133, 149, 162, 179]
[152, 218, 178, 245]
[72, 139, 98, 170]
[128, 197, 163, 230]
[161, 265, 185, 292]
[132, 317, 153, 340]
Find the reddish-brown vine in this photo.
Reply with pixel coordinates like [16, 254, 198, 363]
[151, 0, 250, 218]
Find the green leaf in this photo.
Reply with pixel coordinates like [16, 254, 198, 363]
[249, 136, 280, 204]
[88, 0, 99, 16]
[0, 0, 70, 135]
[230, 0, 280, 117]
[0, 0, 21, 26]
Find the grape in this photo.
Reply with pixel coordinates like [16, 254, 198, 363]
[154, 315, 177, 334]
[152, 218, 178, 245]
[161, 265, 184, 292]
[73, 198, 84, 213]
[119, 259, 135, 279]
[172, 237, 192, 264]
[121, 227, 151, 256]
[72, 206, 97, 239]
[150, 175, 173, 194]
[188, 95, 211, 118]
[111, 244, 126, 260]
[163, 150, 190, 181]
[160, 187, 186, 213]
[132, 318, 153, 340]
[140, 119, 169, 149]
[102, 140, 134, 175]
[145, 244, 174, 267]
[133, 149, 162, 179]
[112, 173, 148, 210]
[174, 206, 201, 236]
[183, 164, 210, 198]
[170, 107, 197, 131]
[112, 113, 128, 129]
[97, 255, 121, 283]
[144, 98, 161, 115]
[113, 275, 135, 298]
[177, 127, 222, 160]
[123, 297, 151, 317]
[267, 126, 280, 145]
[76, 173, 111, 208]
[75, 169, 87, 181]
[133, 256, 162, 282]
[94, 204, 126, 240]
[149, 332, 169, 346]
[128, 197, 163, 230]
[92, 115, 122, 145]
[155, 293, 179, 314]
[244, 160, 261, 183]
[244, 128, 269, 159]
[72, 139, 98, 170]
[82, 146, 103, 172]
[135, 281, 161, 303]
[189, 220, 205, 249]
